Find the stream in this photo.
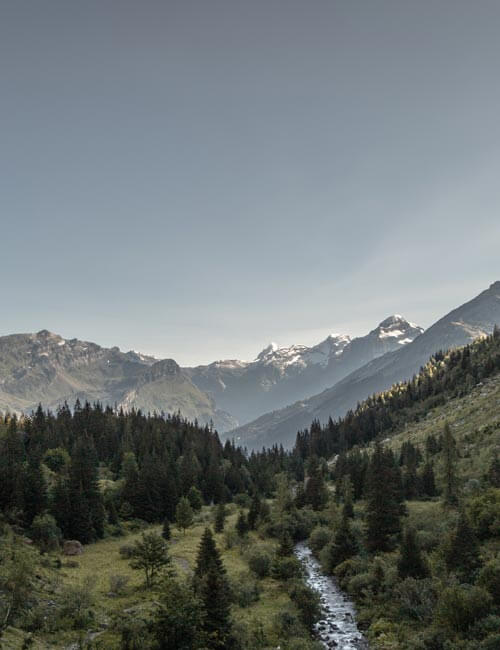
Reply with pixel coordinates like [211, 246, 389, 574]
[294, 543, 369, 650]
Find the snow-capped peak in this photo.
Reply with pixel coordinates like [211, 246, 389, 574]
[375, 315, 424, 344]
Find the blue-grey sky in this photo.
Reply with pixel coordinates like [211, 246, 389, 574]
[1, 1, 499, 365]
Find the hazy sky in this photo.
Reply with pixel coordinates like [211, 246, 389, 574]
[1, 1, 499, 365]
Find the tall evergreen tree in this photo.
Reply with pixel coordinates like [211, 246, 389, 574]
[397, 527, 427, 579]
[442, 422, 459, 507]
[247, 493, 261, 530]
[444, 511, 481, 583]
[213, 503, 226, 533]
[365, 443, 403, 552]
[193, 528, 233, 649]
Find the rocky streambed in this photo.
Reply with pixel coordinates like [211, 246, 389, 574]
[295, 543, 369, 650]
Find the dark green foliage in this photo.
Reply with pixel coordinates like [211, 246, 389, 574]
[277, 530, 294, 557]
[287, 581, 321, 631]
[420, 461, 437, 498]
[152, 578, 203, 650]
[162, 518, 171, 540]
[23, 457, 47, 526]
[236, 510, 248, 537]
[443, 511, 481, 583]
[129, 531, 171, 588]
[247, 548, 272, 578]
[365, 443, 403, 552]
[187, 486, 203, 512]
[304, 456, 328, 511]
[442, 422, 459, 507]
[247, 493, 261, 530]
[193, 528, 233, 649]
[487, 452, 500, 488]
[435, 585, 492, 634]
[30, 514, 61, 553]
[213, 503, 226, 533]
[327, 511, 357, 569]
[397, 527, 427, 579]
[176, 497, 194, 534]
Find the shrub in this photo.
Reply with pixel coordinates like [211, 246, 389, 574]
[229, 571, 261, 607]
[478, 560, 500, 606]
[247, 548, 272, 578]
[394, 577, 436, 622]
[58, 576, 97, 629]
[109, 574, 130, 595]
[271, 555, 303, 581]
[119, 545, 135, 559]
[308, 526, 330, 554]
[435, 585, 492, 634]
[30, 514, 62, 553]
[288, 581, 321, 631]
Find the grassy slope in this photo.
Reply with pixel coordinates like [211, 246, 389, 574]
[2, 508, 290, 650]
[385, 373, 500, 483]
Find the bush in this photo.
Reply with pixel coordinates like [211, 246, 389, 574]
[109, 574, 130, 595]
[478, 560, 500, 606]
[435, 585, 492, 634]
[223, 528, 238, 550]
[31, 514, 62, 553]
[58, 576, 97, 629]
[229, 571, 261, 607]
[308, 526, 330, 554]
[247, 548, 272, 578]
[119, 544, 135, 558]
[394, 577, 436, 622]
[271, 555, 303, 581]
[288, 581, 321, 631]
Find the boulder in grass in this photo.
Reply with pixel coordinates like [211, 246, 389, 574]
[63, 540, 84, 556]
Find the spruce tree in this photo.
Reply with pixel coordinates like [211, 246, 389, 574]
[397, 527, 427, 579]
[23, 457, 47, 526]
[176, 497, 194, 534]
[365, 443, 402, 552]
[187, 486, 203, 512]
[304, 456, 328, 511]
[162, 517, 171, 541]
[213, 503, 226, 533]
[442, 422, 459, 507]
[247, 493, 261, 530]
[444, 511, 481, 583]
[236, 510, 248, 537]
[328, 508, 357, 569]
[420, 461, 437, 498]
[487, 452, 500, 488]
[193, 528, 233, 649]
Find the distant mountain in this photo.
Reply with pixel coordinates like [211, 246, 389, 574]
[230, 281, 500, 449]
[0, 330, 235, 430]
[185, 316, 423, 426]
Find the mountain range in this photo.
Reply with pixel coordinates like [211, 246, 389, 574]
[0, 281, 499, 448]
[230, 280, 500, 449]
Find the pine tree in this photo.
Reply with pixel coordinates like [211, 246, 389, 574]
[213, 503, 226, 533]
[236, 510, 248, 537]
[130, 531, 171, 588]
[23, 457, 47, 526]
[328, 508, 357, 569]
[444, 511, 481, 583]
[397, 527, 427, 579]
[162, 518, 171, 541]
[187, 486, 203, 512]
[304, 456, 328, 511]
[176, 497, 194, 534]
[277, 530, 294, 557]
[341, 475, 354, 519]
[247, 493, 261, 530]
[442, 422, 459, 507]
[193, 528, 233, 649]
[420, 461, 437, 498]
[365, 443, 402, 552]
[487, 452, 500, 488]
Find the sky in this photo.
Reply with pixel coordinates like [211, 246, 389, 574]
[1, 1, 499, 365]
